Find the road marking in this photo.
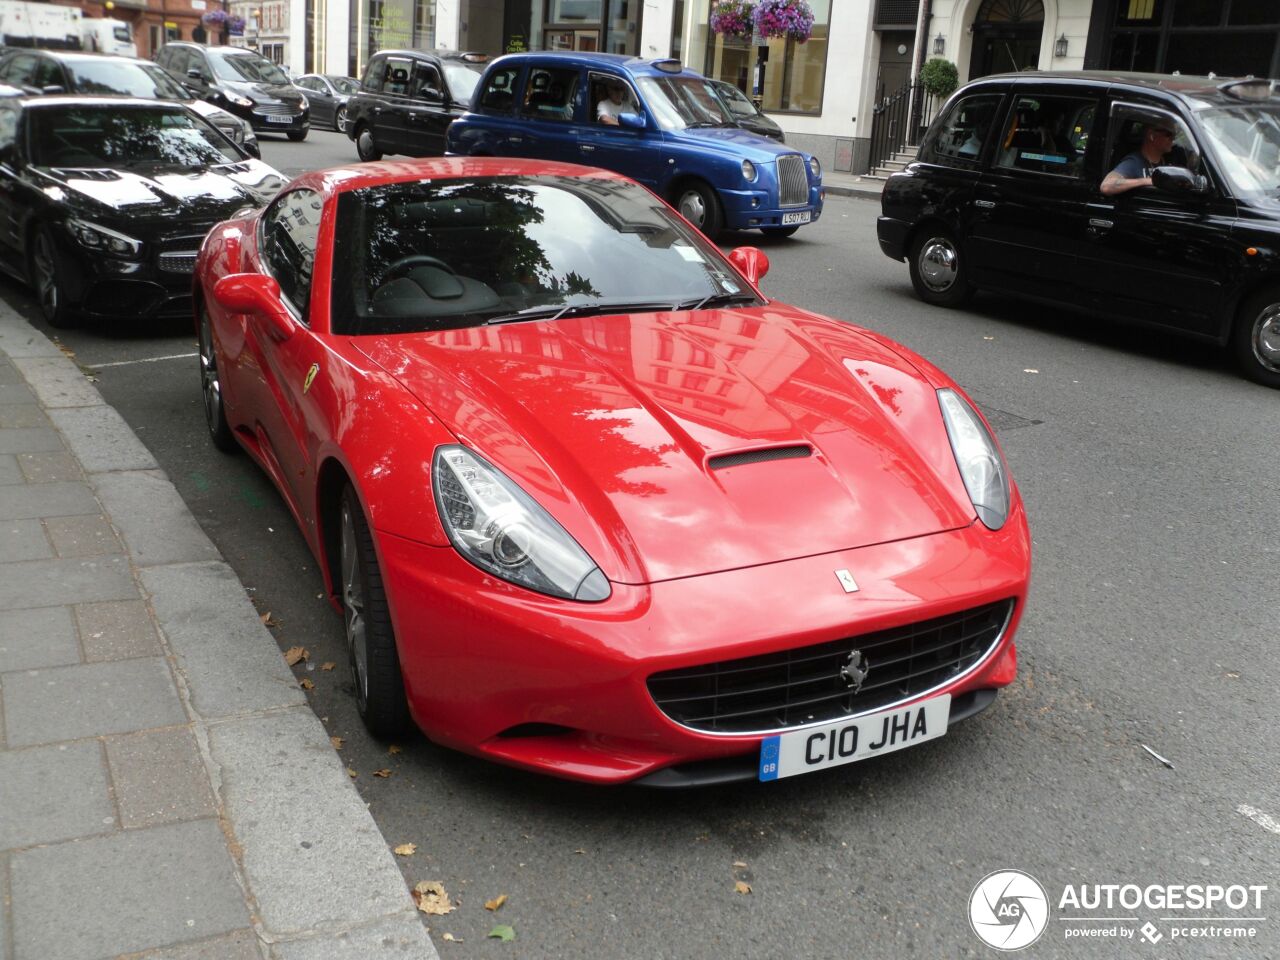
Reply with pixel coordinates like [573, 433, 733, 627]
[92, 352, 198, 369]
[1237, 804, 1280, 836]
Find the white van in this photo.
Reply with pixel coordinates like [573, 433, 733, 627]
[80, 18, 136, 57]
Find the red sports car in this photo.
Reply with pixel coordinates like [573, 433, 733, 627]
[195, 157, 1030, 786]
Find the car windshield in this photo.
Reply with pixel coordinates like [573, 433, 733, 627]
[1197, 103, 1280, 199]
[210, 51, 290, 85]
[713, 81, 757, 118]
[28, 105, 240, 169]
[443, 62, 484, 103]
[67, 60, 188, 100]
[636, 75, 734, 130]
[330, 175, 758, 335]
[329, 76, 359, 95]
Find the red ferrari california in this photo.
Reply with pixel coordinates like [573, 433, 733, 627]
[195, 157, 1029, 786]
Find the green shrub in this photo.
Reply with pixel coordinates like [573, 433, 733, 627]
[919, 58, 959, 98]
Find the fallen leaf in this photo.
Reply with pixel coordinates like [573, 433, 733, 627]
[1023, 368, 1040, 374]
[573, 848, 586, 855]
[484, 893, 508, 911]
[260, 611, 271, 623]
[388, 744, 403, 754]
[299, 678, 315, 690]
[346, 767, 357, 778]
[394, 843, 417, 856]
[284, 646, 308, 665]
[413, 881, 455, 915]
[330, 736, 345, 749]
[374, 768, 392, 778]
[442, 933, 463, 943]
[321, 661, 336, 671]
[487, 924, 516, 942]
[983, 336, 995, 341]
[733, 861, 748, 868]
[734, 881, 752, 895]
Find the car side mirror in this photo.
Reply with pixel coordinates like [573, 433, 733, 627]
[213, 274, 295, 341]
[41, 85, 65, 95]
[618, 112, 646, 130]
[1151, 165, 1209, 197]
[728, 246, 769, 286]
[186, 68, 209, 83]
[420, 85, 443, 103]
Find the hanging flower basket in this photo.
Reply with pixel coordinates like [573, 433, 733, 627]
[753, 0, 814, 43]
[200, 10, 229, 27]
[710, 1, 755, 41]
[228, 14, 246, 34]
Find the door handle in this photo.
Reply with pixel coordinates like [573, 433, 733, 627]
[1088, 218, 1113, 229]
[580, 144, 595, 152]
[974, 199, 995, 209]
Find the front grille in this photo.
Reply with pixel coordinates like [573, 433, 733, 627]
[647, 600, 1014, 734]
[157, 251, 198, 274]
[253, 102, 300, 117]
[776, 154, 809, 206]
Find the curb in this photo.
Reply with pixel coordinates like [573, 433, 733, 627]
[0, 303, 438, 960]
[823, 180, 885, 201]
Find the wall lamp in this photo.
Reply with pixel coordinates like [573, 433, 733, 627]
[934, 33, 945, 55]
[1055, 33, 1069, 58]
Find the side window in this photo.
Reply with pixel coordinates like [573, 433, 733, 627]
[171, 49, 195, 78]
[1106, 103, 1200, 180]
[521, 67, 579, 122]
[34, 59, 63, 89]
[296, 77, 318, 92]
[0, 102, 18, 154]
[382, 58, 413, 97]
[994, 96, 1098, 178]
[1, 55, 37, 86]
[411, 62, 442, 101]
[477, 66, 519, 113]
[926, 93, 1003, 167]
[589, 73, 639, 124]
[361, 57, 384, 93]
[261, 190, 323, 319]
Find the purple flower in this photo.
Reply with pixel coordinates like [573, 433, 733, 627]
[752, 0, 814, 43]
[201, 9, 229, 27]
[710, 1, 755, 40]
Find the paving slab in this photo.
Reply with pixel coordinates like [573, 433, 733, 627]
[0, 740, 114, 849]
[0, 324, 59, 360]
[0, 481, 99, 522]
[0, 454, 19, 485]
[0, 850, 9, 960]
[270, 915, 433, 960]
[47, 406, 158, 473]
[0, 518, 52, 564]
[142, 562, 305, 719]
[10, 818, 249, 960]
[0, 407, 48, 430]
[7, 355, 101, 407]
[93, 471, 221, 566]
[2, 657, 186, 747]
[76, 599, 163, 662]
[206, 708, 416, 937]
[16, 450, 80, 483]
[105, 727, 217, 829]
[135, 929, 266, 960]
[0, 428, 63, 455]
[0, 606, 79, 672]
[0, 555, 135, 611]
[43, 513, 123, 558]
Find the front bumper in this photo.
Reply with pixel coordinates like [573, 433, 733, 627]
[877, 215, 911, 262]
[720, 181, 824, 230]
[376, 504, 1030, 785]
[52, 229, 209, 321]
[243, 106, 309, 134]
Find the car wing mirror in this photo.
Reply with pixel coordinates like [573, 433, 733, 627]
[213, 273, 295, 341]
[728, 246, 769, 286]
[186, 68, 206, 82]
[618, 112, 646, 130]
[1151, 165, 1209, 197]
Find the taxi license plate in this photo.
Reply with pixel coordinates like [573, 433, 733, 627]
[781, 211, 811, 226]
[266, 115, 294, 125]
[758, 695, 950, 781]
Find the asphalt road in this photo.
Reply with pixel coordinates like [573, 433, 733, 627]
[9, 129, 1278, 959]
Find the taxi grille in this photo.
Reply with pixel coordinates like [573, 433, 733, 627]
[647, 600, 1013, 734]
[776, 154, 809, 207]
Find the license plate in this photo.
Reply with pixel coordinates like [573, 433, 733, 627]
[265, 115, 294, 125]
[758, 695, 950, 781]
[781, 210, 811, 225]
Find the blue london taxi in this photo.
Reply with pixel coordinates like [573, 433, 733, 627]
[445, 52, 823, 240]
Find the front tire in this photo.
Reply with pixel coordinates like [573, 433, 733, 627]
[674, 180, 723, 241]
[29, 224, 78, 329]
[908, 227, 974, 307]
[198, 305, 236, 452]
[287, 128, 308, 142]
[340, 485, 411, 737]
[355, 123, 382, 162]
[1231, 286, 1280, 389]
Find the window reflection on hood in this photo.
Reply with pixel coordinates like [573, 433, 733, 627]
[211, 51, 290, 85]
[29, 105, 241, 170]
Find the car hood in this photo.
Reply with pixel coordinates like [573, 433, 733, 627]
[226, 80, 304, 104]
[667, 125, 803, 161]
[355, 307, 976, 585]
[32, 160, 284, 220]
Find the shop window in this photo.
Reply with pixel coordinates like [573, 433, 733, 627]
[1229, 0, 1280, 26]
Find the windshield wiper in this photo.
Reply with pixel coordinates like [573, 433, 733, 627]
[486, 300, 683, 326]
[673, 292, 760, 311]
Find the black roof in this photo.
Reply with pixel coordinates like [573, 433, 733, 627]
[968, 70, 1278, 106]
[371, 49, 490, 63]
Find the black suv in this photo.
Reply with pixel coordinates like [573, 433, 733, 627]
[878, 72, 1280, 388]
[345, 49, 489, 161]
[155, 42, 308, 141]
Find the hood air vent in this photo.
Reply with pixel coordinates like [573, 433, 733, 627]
[708, 445, 811, 470]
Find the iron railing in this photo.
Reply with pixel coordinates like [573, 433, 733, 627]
[868, 80, 937, 174]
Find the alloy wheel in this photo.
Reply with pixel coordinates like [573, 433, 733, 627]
[341, 502, 369, 709]
[918, 236, 959, 293]
[199, 313, 221, 432]
[1251, 301, 1280, 374]
[32, 231, 58, 319]
[335, 105, 348, 132]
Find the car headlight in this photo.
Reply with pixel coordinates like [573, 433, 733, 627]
[741, 159, 757, 182]
[66, 219, 142, 259]
[225, 92, 253, 108]
[432, 445, 611, 601]
[938, 389, 1010, 530]
[809, 155, 821, 177]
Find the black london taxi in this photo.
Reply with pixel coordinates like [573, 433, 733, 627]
[345, 49, 489, 161]
[877, 72, 1280, 388]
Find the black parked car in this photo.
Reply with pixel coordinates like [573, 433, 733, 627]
[0, 95, 285, 327]
[0, 49, 259, 156]
[295, 73, 359, 132]
[155, 42, 309, 141]
[346, 49, 489, 161]
[878, 71, 1280, 388]
[709, 79, 784, 142]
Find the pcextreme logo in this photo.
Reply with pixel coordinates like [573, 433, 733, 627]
[969, 869, 1050, 951]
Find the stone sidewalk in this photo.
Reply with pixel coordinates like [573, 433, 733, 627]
[0, 305, 437, 960]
